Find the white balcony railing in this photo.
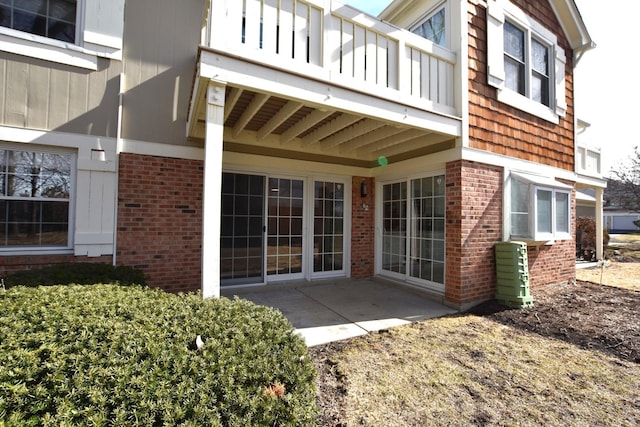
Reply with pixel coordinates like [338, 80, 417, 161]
[204, 0, 457, 116]
[576, 143, 602, 177]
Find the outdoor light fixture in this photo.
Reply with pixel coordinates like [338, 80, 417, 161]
[360, 181, 367, 198]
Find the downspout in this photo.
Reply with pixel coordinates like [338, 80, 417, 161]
[112, 72, 125, 266]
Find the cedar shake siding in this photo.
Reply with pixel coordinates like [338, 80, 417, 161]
[468, 0, 575, 171]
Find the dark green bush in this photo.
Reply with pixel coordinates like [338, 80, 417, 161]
[3, 263, 146, 288]
[0, 285, 318, 426]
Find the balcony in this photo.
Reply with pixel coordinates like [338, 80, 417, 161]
[576, 143, 602, 178]
[189, 0, 461, 165]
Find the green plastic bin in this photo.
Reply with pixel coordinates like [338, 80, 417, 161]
[494, 241, 534, 307]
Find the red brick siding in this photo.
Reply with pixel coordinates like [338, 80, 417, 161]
[0, 255, 112, 278]
[468, 0, 575, 171]
[117, 153, 203, 293]
[446, 160, 503, 306]
[351, 177, 375, 278]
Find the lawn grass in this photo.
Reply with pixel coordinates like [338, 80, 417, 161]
[332, 315, 640, 426]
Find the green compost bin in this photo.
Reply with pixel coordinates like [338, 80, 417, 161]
[494, 241, 534, 308]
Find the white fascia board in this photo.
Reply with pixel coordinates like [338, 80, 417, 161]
[199, 51, 461, 138]
[0, 126, 116, 155]
[119, 138, 204, 161]
[460, 146, 578, 183]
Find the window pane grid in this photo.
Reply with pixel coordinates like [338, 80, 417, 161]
[382, 182, 407, 274]
[409, 176, 445, 284]
[267, 178, 304, 277]
[313, 181, 344, 273]
[0, 148, 71, 248]
[0, 0, 77, 43]
[220, 173, 264, 284]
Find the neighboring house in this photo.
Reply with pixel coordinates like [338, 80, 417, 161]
[0, 0, 606, 309]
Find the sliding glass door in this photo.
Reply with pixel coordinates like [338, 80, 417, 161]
[221, 173, 265, 286]
[381, 175, 445, 291]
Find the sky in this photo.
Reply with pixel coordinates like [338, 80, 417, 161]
[341, 0, 638, 177]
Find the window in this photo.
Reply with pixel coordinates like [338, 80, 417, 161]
[503, 20, 550, 107]
[381, 174, 446, 292]
[412, 5, 446, 47]
[0, 0, 126, 70]
[0, 0, 77, 43]
[487, 0, 566, 122]
[0, 147, 73, 249]
[509, 173, 571, 242]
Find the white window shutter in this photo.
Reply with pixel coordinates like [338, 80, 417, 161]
[486, 0, 505, 89]
[554, 46, 567, 117]
[83, 0, 125, 59]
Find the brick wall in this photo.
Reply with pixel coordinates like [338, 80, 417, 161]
[0, 254, 113, 278]
[117, 153, 203, 293]
[468, 0, 575, 171]
[446, 160, 503, 307]
[351, 176, 375, 278]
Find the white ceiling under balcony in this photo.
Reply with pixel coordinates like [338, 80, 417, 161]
[189, 87, 455, 168]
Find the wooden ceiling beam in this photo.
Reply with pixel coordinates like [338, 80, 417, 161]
[232, 93, 270, 137]
[280, 109, 333, 144]
[320, 119, 386, 149]
[302, 114, 361, 145]
[257, 101, 303, 141]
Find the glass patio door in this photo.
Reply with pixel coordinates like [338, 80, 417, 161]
[381, 175, 445, 291]
[312, 180, 345, 276]
[221, 173, 265, 286]
[266, 177, 304, 280]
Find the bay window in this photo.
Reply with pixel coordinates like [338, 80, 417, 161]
[509, 173, 571, 242]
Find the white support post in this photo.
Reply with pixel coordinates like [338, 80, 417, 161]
[595, 187, 604, 261]
[202, 81, 226, 298]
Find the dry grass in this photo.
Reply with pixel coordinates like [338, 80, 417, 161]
[576, 262, 640, 292]
[576, 234, 640, 292]
[333, 316, 640, 427]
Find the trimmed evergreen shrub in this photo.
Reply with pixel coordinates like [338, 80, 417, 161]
[0, 285, 318, 426]
[3, 263, 146, 288]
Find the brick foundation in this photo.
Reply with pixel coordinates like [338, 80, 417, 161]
[351, 176, 375, 278]
[0, 254, 113, 278]
[116, 153, 203, 293]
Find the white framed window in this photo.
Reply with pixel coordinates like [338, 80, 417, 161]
[411, 3, 448, 47]
[487, 0, 566, 123]
[0, 0, 78, 43]
[0, 145, 75, 251]
[509, 172, 572, 242]
[0, 0, 124, 70]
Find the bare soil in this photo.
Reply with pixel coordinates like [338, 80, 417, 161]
[311, 237, 640, 425]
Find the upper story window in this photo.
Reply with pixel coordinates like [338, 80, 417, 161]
[0, 146, 74, 250]
[0, 0, 77, 43]
[412, 5, 446, 47]
[503, 20, 551, 107]
[0, 0, 125, 70]
[487, 0, 566, 123]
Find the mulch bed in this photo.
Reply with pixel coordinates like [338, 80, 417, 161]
[310, 280, 640, 426]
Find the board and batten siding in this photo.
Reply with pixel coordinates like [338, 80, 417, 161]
[120, 0, 205, 147]
[467, 0, 575, 171]
[0, 52, 121, 137]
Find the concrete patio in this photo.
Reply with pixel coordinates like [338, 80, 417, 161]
[223, 279, 458, 347]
